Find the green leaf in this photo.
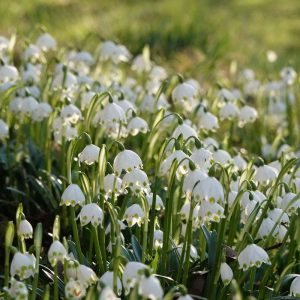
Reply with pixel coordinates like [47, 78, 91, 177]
[131, 235, 142, 262]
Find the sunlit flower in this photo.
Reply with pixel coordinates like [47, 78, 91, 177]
[78, 144, 100, 165]
[65, 278, 86, 300]
[100, 271, 122, 295]
[78, 203, 104, 227]
[18, 219, 33, 239]
[238, 244, 270, 270]
[220, 262, 233, 285]
[61, 184, 85, 206]
[123, 204, 145, 227]
[48, 240, 68, 266]
[77, 264, 98, 287]
[138, 275, 163, 300]
[113, 149, 143, 175]
[10, 252, 36, 280]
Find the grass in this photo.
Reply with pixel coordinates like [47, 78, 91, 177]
[0, 0, 300, 74]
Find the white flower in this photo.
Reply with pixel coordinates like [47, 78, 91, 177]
[53, 123, 78, 144]
[132, 54, 151, 73]
[213, 149, 232, 165]
[233, 154, 247, 171]
[5, 278, 28, 300]
[190, 148, 213, 172]
[193, 177, 224, 203]
[160, 150, 189, 177]
[199, 112, 219, 131]
[146, 193, 164, 210]
[268, 208, 289, 224]
[18, 219, 33, 239]
[23, 44, 42, 62]
[10, 252, 35, 280]
[99, 286, 119, 300]
[123, 204, 145, 227]
[218, 88, 236, 102]
[31, 102, 52, 121]
[0, 119, 9, 139]
[266, 50, 277, 63]
[113, 149, 143, 175]
[122, 262, 148, 294]
[280, 67, 297, 85]
[0, 64, 19, 90]
[290, 276, 300, 297]
[100, 271, 122, 295]
[172, 123, 197, 141]
[104, 174, 123, 197]
[127, 117, 149, 136]
[19, 96, 39, 117]
[177, 244, 198, 260]
[80, 91, 96, 110]
[280, 192, 300, 215]
[61, 184, 85, 206]
[99, 41, 131, 63]
[239, 106, 258, 127]
[254, 165, 278, 185]
[65, 259, 79, 280]
[61, 104, 82, 124]
[52, 70, 77, 91]
[78, 203, 104, 227]
[153, 230, 164, 249]
[238, 244, 270, 270]
[180, 202, 200, 229]
[65, 278, 86, 300]
[220, 262, 233, 285]
[219, 103, 239, 120]
[257, 217, 277, 239]
[183, 169, 208, 197]
[93, 102, 126, 128]
[172, 82, 197, 103]
[77, 264, 98, 287]
[48, 240, 68, 266]
[138, 275, 163, 300]
[122, 169, 150, 194]
[36, 33, 57, 51]
[78, 144, 100, 165]
[198, 201, 224, 223]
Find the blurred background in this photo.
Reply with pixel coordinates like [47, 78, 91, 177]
[0, 0, 300, 75]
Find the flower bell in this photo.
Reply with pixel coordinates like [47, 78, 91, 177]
[290, 276, 300, 297]
[138, 275, 164, 300]
[127, 116, 149, 136]
[61, 104, 82, 124]
[146, 193, 164, 210]
[160, 150, 189, 177]
[219, 102, 239, 120]
[172, 123, 198, 141]
[36, 33, 57, 51]
[65, 278, 86, 300]
[78, 203, 104, 227]
[113, 149, 143, 175]
[99, 286, 119, 300]
[190, 148, 213, 172]
[61, 184, 85, 206]
[153, 230, 164, 249]
[199, 112, 219, 131]
[239, 106, 258, 127]
[122, 262, 148, 294]
[193, 176, 224, 203]
[238, 243, 270, 270]
[172, 82, 197, 103]
[5, 278, 28, 300]
[78, 144, 100, 165]
[122, 168, 150, 194]
[99, 271, 122, 295]
[213, 149, 232, 165]
[10, 252, 36, 280]
[254, 165, 278, 185]
[77, 264, 98, 287]
[104, 174, 123, 197]
[220, 262, 233, 285]
[123, 204, 145, 227]
[18, 219, 33, 239]
[48, 240, 68, 266]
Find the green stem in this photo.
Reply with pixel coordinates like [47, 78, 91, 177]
[92, 226, 105, 274]
[70, 207, 83, 263]
[53, 264, 59, 300]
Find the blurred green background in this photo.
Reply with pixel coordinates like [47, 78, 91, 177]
[0, 0, 300, 74]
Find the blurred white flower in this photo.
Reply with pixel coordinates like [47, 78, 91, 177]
[220, 262, 233, 285]
[138, 275, 163, 300]
[100, 271, 122, 295]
